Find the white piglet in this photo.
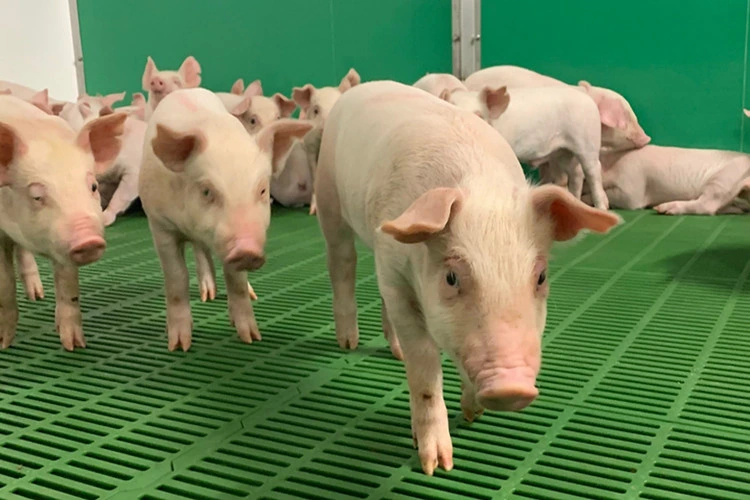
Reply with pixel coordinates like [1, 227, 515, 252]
[585, 145, 750, 215]
[445, 86, 610, 209]
[315, 81, 619, 475]
[413, 73, 467, 98]
[139, 88, 312, 351]
[141, 56, 202, 120]
[0, 95, 126, 350]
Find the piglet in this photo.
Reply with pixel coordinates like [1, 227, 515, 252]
[465, 66, 650, 151]
[316, 81, 619, 475]
[292, 68, 361, 214]
[139, 88, 311, 351]
[413, 73, 467, 98]
[0, 80, 71, 114]
[217, 79, 296, 134]
[0, 95, 126, 350]
[141, 56, 202, 120]
[445, 86, 610, 209]
[582, 145, 750, 215]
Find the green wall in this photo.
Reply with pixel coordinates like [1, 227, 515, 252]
[77, 0, 451, 102]
[482, 1, 749, 152]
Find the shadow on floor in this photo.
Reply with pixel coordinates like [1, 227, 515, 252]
[656, 245, 750, 288]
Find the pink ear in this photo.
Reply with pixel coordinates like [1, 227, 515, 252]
[142, 56, 157, 91]
[273, 93, 297, 117]
[131, 92, 146, 107]
[231, 78, 245, 95]
[255, 119, 314, 176]
[50, 102, 66, 116]
[244, 79, 263, 98]
[532, 184, 620, 241]
[79, 101, 93, 119]
[230, 96, 251, 116]
[76, 112, 127, 175]
[178, 56, 202, 88]
[338, 68, 361, 93]
[578, 80, 592, 91]
[598, 98, 628, 129]
[102, 92, 126, 108]
[29, 89, 54, 115]
[380, 187, 463, 243]
[0, 121, 26, 184]
[439, 88, 452, 101]
[151, 123, 206, 172]
[480, 85, 510, 119]
[744, 109, 750, 118]
[0, 89, 10, 95]
[292, 85, 314, 111]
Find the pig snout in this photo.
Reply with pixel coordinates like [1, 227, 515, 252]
[67, 218, 105, 265]
[224, 237, 265, 271]
[150, 77, 167, 93]
[475, 365, 539, 411]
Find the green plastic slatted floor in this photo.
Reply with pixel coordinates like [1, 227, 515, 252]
[1, 207, 750, 500]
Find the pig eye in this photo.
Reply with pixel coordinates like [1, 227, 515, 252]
[202, 188, 211, 198]
[312, 106, 320, 116]
[537, 269, 547, 286]
[250, 116, 258, 126]
[446, 271, 459, 287]
[91, 183, 98, 193]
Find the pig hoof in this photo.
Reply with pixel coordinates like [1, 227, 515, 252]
[103, 212, 116, 227]
[232, 311, 261, 343]
[309, 203, 317, 216]
[247, 282, 257, 301]
[462, 405, 484, 422]
[58, 322, 87, 351]
[167, 322, 193, 351]
[390, 340, 404, 361]
[23, 277, 45, 301]
[336, 331, 359, 350]
[0, 328, 17, 349]
[654, 202, 682, 215]
[199, 280, 217, 302]
[415, 428, 454, 476]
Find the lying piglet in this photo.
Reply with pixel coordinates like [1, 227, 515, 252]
[582, 145, 750, 215]
[0, 95, 126, 350]
[139, 88, 312, 351]
[292, 68, 361, 214]
[413, 73, 467, 98]
[465, 66, 650, 152]
[445, 86, 610, 209]
[316, 81, 619, 475]
[141, 55, 201, 120]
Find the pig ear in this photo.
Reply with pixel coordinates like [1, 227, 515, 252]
[743, 109, 750, 118]
[338, 68, 361, 93]
[29, 89, 54, 115]
[597, 98, 628, 129]
[98, 105, 114, 117]
[0, 121, 27, 184]
[231, 78, 245, 95]
[244, 79, 263, 98]
[76, 112, 127, 175]
[50, 102, 66, 116]
[152, 124, 206, 173]
[532, 184, 621, 241]
[142, 56, 158, 91]
[380, 188, 463, 244]
[102, 92, 126, 108]
[0, 89, 11, 95]
[480, 86, 510, 120]
[131, 92, 146, 107]
[79, 101, 93, 119]
[292, 85, 314, 111]
[578, 80, 592, 91]
[178, 56, 202, 88]
[256, 119, 314, 177]
[230, 96, 251, 117]
[273, 93, 297, 117]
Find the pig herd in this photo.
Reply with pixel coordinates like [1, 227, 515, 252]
[0, 56, 738, 476]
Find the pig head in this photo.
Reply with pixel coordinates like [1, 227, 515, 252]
[142, 55, 202, 117]
[292, 68, 360, 126]
[221, 79, 297, 135]
[578, 81, 650, 151]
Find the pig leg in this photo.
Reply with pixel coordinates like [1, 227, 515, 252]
[380, 288, 452, 475]
[54, 264, 86, 350]
[151, 225, 193, 351]
[102, 174, 138, 226]
[0, 240, 19, 349]
[381, 296, 403, 360]
[322, 223, 358, 349]
[654, 167, 748, 215]
[460, 381, 484, 422]
[15, 246, 44, 300]
[575, 154, 609, 209]
[223, 265, 261, 343]
[193, 243, 217, 302]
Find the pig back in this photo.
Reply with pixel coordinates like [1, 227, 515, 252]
[321, 81, 522, 246]
[465, 66, 565, 90]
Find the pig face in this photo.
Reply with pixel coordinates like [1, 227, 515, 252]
[0, 110, 126, 266]
[150, 119, 312, 269]
[380, 184, 620, 411]
[292, 68, 360, 126]
[58, 92, 127, 131]
[227, 80, 297, 135]
[443, 87, 510, 122]
[142, 56, 202, 107]
[578, 81, 650, 151]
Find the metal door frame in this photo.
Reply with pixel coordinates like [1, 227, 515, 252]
[452, 0, 481, 79]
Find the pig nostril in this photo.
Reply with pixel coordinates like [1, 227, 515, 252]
[69, 239, 106, 265]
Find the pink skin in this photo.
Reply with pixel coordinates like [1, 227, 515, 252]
[141, 56, 202, 119]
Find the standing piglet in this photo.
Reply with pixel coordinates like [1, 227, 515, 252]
[216, 79, 296, 134]
[316, 81, 619, 474]
[139, 88, 311, 351]
[141, 56, 202, 120]
[413, 73, 468, 98]
[0, 95, 126, 350]
[445, 86, 610, 208]
[465, 66, 650, 151]
[585, 145, 750, 215]
[291, 68, 360, 214]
